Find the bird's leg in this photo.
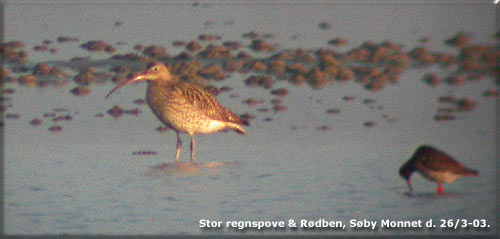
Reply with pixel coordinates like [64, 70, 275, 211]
[189, 134, 196, 163]
[175, 132, 182, 162]
[406, 179, 413, 194]
[436, 182, 444, 194]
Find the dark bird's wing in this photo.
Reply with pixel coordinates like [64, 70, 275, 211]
[416, 146, 478, 175]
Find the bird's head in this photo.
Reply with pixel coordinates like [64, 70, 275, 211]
[105, 62, 172, 99]
[399, 161, 415, 192]
[137, 62, 172, 82]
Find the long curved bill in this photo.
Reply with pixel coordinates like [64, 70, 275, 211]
[105, 73, 148, 99]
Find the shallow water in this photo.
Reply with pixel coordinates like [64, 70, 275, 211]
[3, 1, 498, 236]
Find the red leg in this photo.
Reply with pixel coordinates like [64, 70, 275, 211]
[406, 179, 413, 193]
[436, 182, 444, 194]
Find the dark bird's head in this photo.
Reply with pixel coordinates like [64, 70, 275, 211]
[399, 160, 416, 192]
[105, 62, 172, 99]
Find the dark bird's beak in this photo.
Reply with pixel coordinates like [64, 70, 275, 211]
[406, 179, 413, 193]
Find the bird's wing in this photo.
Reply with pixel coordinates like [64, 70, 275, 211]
[417, 149, 473, 174]
[172, 83, 243, 124]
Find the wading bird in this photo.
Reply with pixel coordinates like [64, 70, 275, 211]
[106, 62, 246, 162]
[399, 145, 478, 194]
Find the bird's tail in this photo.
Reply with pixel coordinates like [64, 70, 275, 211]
[464, 168, 479, 177]
[226, 122, 247, 135]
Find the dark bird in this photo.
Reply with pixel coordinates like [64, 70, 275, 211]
[106, 62, 246, 162]
[399, 145, 478, 194]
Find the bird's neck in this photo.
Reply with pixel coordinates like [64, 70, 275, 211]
[147, 80, 168, 94]
[147, 78, 178, 95]
[148, 78, 177, 88]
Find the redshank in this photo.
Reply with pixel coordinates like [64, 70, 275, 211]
[399, 145, 478, 194]
[106, 62, 246, 162]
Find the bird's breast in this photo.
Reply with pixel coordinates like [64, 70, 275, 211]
[418, 169, 461, 183]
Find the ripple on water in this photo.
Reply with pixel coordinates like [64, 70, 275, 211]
[111, 203, 132, 210]
[144, 161, 241, 177]
[19, 212, 44, 217]
[162, 207, 175, 212]
[31, 218, 42, 225]
[165, 196, 180, 201]
[221, 208, 239, 216]
[7, 202, 20, 208]
[28, 186, 43, 192]
[126, 218, 143, 224]
[55, 224, 90, 230]
[59, 211, 83, 220]
[256, 173, 275, 178]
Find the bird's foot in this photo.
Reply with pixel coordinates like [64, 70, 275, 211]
[436, 183, 449, 195]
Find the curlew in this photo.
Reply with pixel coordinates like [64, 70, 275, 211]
[106, 62, 246, 162]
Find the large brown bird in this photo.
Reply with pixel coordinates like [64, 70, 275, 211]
[106, 62, 246, 162]
[399, 145, 478, 194]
